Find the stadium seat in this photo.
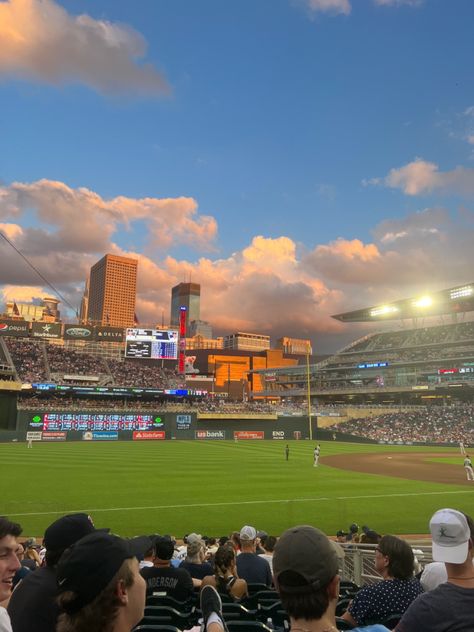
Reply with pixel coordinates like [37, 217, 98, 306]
[243, 590, 280, 609]
[222, 603, 256, 621]
[246, 583, 271, 594]
[334, 617, 354, 630]
[226, 621, 273, 632]
[146, 594, 194, 610]
[142, 606, 196, 629]
[339, 580, 359, 596]
[257, 602, 290, 627]
[134, 626, 181, 632]
[335, 597, 352, 616]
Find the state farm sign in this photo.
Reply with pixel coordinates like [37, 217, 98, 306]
[133, 431, 165, 440]
[234, 431, 264, 440]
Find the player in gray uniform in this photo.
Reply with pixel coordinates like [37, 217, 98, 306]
[464, 455, 474, 481]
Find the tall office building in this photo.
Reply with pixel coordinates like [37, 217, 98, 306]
[170, 282, 200, 330]
[87, 254, 138, 327]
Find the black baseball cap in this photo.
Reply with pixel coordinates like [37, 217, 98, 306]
[57, 532, 151, 613]
[44, 513, 108, 551]
[273, 525, 339, 593]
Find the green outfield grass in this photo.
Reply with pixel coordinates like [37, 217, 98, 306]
[0, 440, 472, 538]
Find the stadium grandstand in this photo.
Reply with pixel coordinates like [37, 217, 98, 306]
[252, 283, 474, 406]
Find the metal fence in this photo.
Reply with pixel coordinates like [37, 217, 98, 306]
[339, 542, 433, 586]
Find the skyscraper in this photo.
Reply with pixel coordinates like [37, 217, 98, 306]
[170, 282, 200, 330]
[87, 254, 138, 327]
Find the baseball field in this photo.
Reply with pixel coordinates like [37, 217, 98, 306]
[1, 440, 472, 538]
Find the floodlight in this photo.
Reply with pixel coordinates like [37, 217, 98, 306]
[450, 286, 473, 300]
[413, 296, 433, 308]
[369, 305, 399, 317]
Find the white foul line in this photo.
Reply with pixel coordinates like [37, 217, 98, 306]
[8, 488, 473, 517]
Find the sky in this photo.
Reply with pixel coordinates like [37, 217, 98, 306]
[0, 0, 473, 353]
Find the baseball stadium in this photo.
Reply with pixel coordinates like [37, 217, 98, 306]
[1, 283, 473, 541]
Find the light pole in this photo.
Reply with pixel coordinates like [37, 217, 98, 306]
[306, 343, 312, 441]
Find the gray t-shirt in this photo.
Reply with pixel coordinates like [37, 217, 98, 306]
[395, 582, 474, 632]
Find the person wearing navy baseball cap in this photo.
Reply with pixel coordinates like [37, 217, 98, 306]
[8, 513, 109, 632]
[56, 531, 150, 632]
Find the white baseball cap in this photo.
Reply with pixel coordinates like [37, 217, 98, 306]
[240, 525, 257, 541]
[430, 508, 471, 564]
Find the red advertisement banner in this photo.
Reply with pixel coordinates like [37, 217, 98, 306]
[133, 431, 165, 440]
[42, 431, 67, 441]
[234, 431, 264, 440]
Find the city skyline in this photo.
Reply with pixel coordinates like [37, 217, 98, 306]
[0, 0, 473, 353]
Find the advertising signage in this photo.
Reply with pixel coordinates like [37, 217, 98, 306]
[0, 320, 29, 337]
[63, 324, 94, 340]
[31, 322, 62, 339]
[95, 326, 124, 342]
[195, 429, 226, 440]
[234, 431, 264, 440]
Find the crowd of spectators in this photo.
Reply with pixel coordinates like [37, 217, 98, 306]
[4, 339, 48, 383]
[46, 345, 110, 378]
[107, 360, 184, 389]
[337, 321, 474, 357]
[2, 509, 474, 632]
[329, 404, 474, 444]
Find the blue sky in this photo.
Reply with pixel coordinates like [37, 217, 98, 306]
[1, 0, 473, 352]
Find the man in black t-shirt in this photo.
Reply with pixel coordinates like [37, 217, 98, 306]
[141, 536, 194, 601]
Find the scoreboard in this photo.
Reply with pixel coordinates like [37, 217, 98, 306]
[125, 328, 178, 360]
[31, 413, 162, 431]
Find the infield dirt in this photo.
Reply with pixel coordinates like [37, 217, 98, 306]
[322, 451, 471, 486]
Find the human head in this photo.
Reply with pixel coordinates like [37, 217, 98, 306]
[273, 525, 339, 621]
[44, 513, 106, 568]
[186, 539, 206, 562]
[214, 544, 237, 575]
[56, 532, 149, 632]
[263, 536, 277, 553]
[153, 536, 175, 562]
[0, 516, 22, 601]
[375, 535, 414, 580]
[430, 508, 474, 564]
[240, 525, 257, 551]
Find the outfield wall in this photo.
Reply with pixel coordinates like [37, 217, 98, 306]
[0, 410, 323, 442]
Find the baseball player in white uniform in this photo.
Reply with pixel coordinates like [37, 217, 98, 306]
[313, 444, 321, 467]
[460, 441, 466, 456]
[464, 454, 474, 481]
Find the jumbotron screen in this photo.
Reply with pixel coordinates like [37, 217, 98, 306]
[125, 328, 178, 359]
[30, 413, 163, 431]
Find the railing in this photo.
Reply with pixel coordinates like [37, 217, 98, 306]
[339, 542, 432, 585]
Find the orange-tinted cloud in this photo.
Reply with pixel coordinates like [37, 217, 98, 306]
[2, 178, 474, 352]
[0, 0, 169, 95]
[371, 158, 474, 197]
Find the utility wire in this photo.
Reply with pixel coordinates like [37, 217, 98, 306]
[0, 230, 79, 317]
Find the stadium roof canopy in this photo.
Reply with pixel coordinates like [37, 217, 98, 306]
[332, 283, 474, 323]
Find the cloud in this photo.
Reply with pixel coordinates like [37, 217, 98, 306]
[374, 0, 424, 6]
[369, 158, 474, 197]
[0, 0, 169, 95]
[302, 0, 351, 17]
[2, 178, 474, 352]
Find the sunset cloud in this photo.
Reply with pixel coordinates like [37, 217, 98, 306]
[0, 0, 169, 95]
[370, 158, 474, 197]
[2, 178, 474, 351]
